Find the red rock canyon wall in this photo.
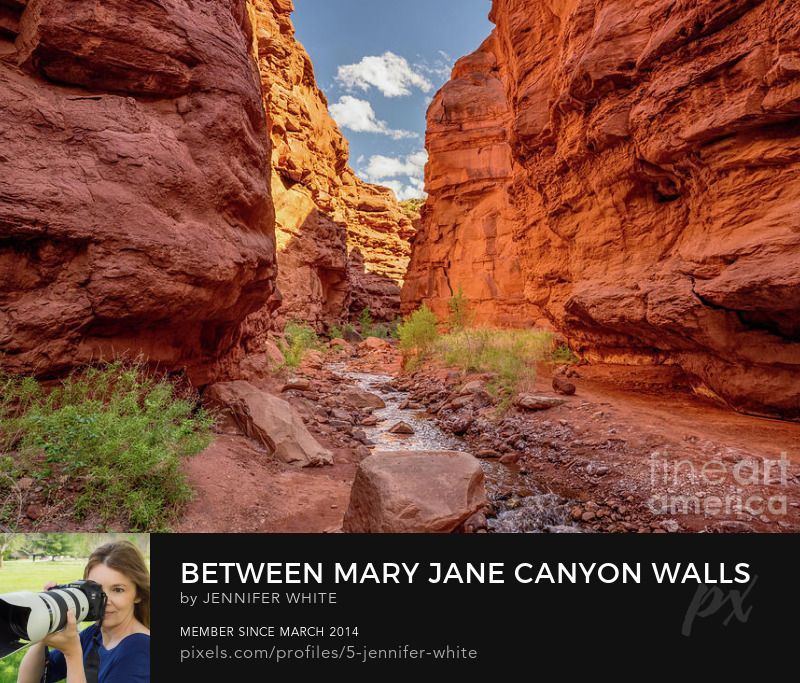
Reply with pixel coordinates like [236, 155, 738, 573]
[251, 0, 413, 328]
[0, 0, 413, 386]
[0, 0, 277, 384]
[402, 0, 800, 419]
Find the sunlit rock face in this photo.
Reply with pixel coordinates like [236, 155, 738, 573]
[251, 0, 414, 329]
[0, 0, 277, 384]
[402, 0, 800, 419]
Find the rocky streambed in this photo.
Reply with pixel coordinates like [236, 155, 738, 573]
[330, 363, 583, 533]
[180, 338, 800, 534]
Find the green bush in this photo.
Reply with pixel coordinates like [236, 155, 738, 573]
[0, 361, 213, 531]
[279, 322, 321, 368]
[397, 305, 439, 368]
[435, 328, 553, 399]
[550, 343, 579, 364]
[447, 285, 473, 333]
[399, 198, 424, 220]
[356, 307, 397, 340]
[358, 307, 374, 334]
[328, 322, 359, 340]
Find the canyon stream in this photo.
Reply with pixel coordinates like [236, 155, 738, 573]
[331, 363, 581, 533]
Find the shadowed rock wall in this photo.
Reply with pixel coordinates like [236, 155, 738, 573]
[0, 0, 278, 384]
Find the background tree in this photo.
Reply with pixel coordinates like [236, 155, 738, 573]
[0, 532, 25, 568]
[27, 533, 77, 561]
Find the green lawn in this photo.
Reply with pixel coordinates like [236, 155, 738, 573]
[0, 559, 89, 683]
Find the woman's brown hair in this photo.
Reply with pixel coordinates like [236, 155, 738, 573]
[84, 541, 150, 628]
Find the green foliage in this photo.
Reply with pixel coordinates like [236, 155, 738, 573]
[446, 285, 473, 333]
[279, 322, 321, 368]
[27, 534, 76, 558]
[4, 533, 150, 563]
[358, 307, 374, 333]
[356, 308, 397, 340]
[399, 198, 425, 220]
[386, 318, 401, 340]
[435, 328, 553, 400]
[0, 361, 213, 531]
[550, 343, 579, 364]
[328, 322, 357, 340]
[0, 533, 23, 568]
[397, 305, 439, 368]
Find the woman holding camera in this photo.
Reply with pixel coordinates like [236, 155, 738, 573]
[17, 540, 150, 683]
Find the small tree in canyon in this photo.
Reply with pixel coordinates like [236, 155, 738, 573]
[446, 285, 473, 333]
[398, 304, 439, 369]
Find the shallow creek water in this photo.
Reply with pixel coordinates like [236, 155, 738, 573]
[332, 365, 580, 533]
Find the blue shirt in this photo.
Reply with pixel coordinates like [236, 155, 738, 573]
[45, 623, 150, 683]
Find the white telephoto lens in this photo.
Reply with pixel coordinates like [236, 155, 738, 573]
[44, 588, 91, 631]
[0, 592, 53, 642]
[0, 588, 90, 642]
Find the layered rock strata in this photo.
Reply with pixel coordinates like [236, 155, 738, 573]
[250, 0, 413, 328]
[0, 0, 277, 384]
[402, 0, 800, 419]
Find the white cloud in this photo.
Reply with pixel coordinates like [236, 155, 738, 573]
[362, 150, 427, 182]
[336, 52, 433, 98]
[328, 96, 417, 140]
[380, 179, 426, 201]
[359, 150, 428, 200]
[416, 52, 455, 82]
[408, 176, 425, 191]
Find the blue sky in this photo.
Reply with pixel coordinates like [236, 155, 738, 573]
[292, 0, 493, 200]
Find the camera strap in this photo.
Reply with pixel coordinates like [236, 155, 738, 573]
[84, 626, 102, 683]
[39, 630, 102, 683]
[40, 646, 49, 683]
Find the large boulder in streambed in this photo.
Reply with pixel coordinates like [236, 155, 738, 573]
[205, 381, 332, 467]
[342, 388, 386, 409]
[342, 451, 487, 532]
[514, 394, 567, 411]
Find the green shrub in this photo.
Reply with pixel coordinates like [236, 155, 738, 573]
[399, 198, 425, 220]
[446, 285, 473, 333]
[550, 343, 579, 364]
[397, 304, 439, 368]
[386, 318, 401, 340]
[0, 361, 213, 531]
[358, 307, 374, 334]
[329, 322, 359, 340]
[356, 307, 397, 340]
[435, 328, 553, 399]
[367, 323, 393, 340]
[279, 322, 321, 368]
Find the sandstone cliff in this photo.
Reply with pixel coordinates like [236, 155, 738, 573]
[251, 0, 413, 327]
[402, 0, 800, 419]
[0, 0, 278, 384]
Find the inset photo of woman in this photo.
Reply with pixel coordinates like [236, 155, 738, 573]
[0, 533, 150, 683]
